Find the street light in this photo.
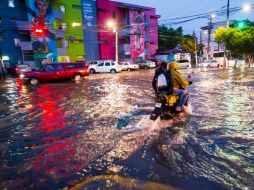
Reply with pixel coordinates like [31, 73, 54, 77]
[107, 20, 119, 63]
[107, 21, 115, 28]
[72, 22, 81, 27]
[243, 4, 251, 12]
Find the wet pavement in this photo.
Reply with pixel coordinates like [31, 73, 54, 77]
[0, 68, 254, 190]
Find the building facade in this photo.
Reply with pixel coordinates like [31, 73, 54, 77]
[0, 0, 159, 69]
[0, 0, 31, 68]
[52, 0, 85, 63]
[200, 20, 235, 60]
[96, 0, 160, 63]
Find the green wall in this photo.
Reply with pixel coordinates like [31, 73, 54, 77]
[52, 0, 85, 62]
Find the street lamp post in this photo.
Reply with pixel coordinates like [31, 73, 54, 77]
[107, 21, 119, 63]
[114, 27, 119, 64]
[207, 15, 215, 61]
[223, 0, 230, 69]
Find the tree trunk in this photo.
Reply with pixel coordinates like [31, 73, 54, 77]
[246, 53, 253, 68]
[234, 59, 237, 69]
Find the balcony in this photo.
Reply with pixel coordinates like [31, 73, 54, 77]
[118, 28, 130, 38]
[144, 22, 150, 28]
[145, 48, 150, 56]
[57, 48, 67, 56]
[119, 44, 130, 52]
[16, 21, 30, 31]
[55, 30, 65, 39]
[53, 9, 64, 20]
[145, 35, 150, 41]
[20, 41, 33, 51]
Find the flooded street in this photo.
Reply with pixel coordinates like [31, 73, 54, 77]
[0, 68, 254, 190]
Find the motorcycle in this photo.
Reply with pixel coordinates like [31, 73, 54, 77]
[150, 85, 192, 121]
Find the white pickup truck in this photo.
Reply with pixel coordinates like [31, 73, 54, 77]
[120, 61, 140, 71]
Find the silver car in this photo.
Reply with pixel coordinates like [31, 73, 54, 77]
[176, 59, 192, 69]
[138, 60, 156, 69]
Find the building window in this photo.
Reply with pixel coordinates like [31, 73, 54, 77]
[74, 39, 83, 43]
[23, 51, 34, 61]
[58, 23, 67, 30]
[72, 5, 81, 9]
[8, 0, 15, 7]
[56, 39, 63, 48]
[10, 18, 16, 23]
[112, 12, 116, 19]
[97, 8, 106, 12]
[60, 5, 65, 13]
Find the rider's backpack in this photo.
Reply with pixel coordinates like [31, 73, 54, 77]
[157, 71, 173, 94]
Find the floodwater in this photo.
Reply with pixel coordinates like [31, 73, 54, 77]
[0, 68, 253, 190]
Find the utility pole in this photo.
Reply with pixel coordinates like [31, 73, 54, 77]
[113, 27, 119, 63]
[207, 17, 212, 61]
[223, 0, 230, 68]
[226, 0, 230, 28]
[193, 31, 198, 67]
[200, 30, 203, 59]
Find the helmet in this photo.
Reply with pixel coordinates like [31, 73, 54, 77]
[168, 62, 178, 70]
[160, 61, 167, 70]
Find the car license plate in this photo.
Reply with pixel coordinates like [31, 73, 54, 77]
[155, 103, 162, 108]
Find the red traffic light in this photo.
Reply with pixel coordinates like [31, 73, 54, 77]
[35, 29, 43, 33]
[32, 26, 45, 37]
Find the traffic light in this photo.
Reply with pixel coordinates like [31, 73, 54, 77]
[238, 21, 245, 29]
[32, 26, 45, 37]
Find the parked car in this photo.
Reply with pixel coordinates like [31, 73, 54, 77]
[88, 60, 104, 66]
[138, 60, 156, 69]
[176, 59, 191, 69]
[198, 60, 219, 68]
[89, 60, 122, 74]
[120, 61, 139, 71]
[20, 63, 89, 85]
[15, 64, 32, 76]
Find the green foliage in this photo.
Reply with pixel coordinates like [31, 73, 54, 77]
[214, 26, 254, 65]
[158, 25, 183, 51]
[181, 35, 195, 54]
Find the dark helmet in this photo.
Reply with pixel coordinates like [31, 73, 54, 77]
[160, 61, 167, 70]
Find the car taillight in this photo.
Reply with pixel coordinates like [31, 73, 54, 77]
[15, 68, 19, 71]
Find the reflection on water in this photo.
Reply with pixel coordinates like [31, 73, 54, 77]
[0, 68, 254, 190]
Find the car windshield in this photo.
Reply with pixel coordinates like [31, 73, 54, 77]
[17, 65, 29, 68]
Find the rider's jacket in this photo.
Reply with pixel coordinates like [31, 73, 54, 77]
[168, 62, 190, 90]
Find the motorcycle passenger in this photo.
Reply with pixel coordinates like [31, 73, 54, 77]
[152, 61, 172, 95]
[168, 61, 191, 111]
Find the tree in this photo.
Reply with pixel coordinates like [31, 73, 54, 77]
[242, 27, 254, 66]
[214, 26, 254, 67]
[158, 26, 183, 51]
[181, 35, 195, 53]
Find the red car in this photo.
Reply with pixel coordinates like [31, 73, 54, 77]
[20, 63, 89, 85]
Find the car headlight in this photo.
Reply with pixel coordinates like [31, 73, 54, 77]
[20, 74, 25, 79]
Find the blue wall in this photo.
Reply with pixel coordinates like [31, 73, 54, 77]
[0, 0, 28, 68]
[81, 0, 99, 61]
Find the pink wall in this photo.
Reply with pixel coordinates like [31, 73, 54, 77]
[97, 0, 117, 60]
[97, 0, 159, 61]
[129, 10, 145, 63]
[144, 8, 159, 59]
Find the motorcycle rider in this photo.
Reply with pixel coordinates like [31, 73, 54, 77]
[168, 61, 191, 111]
[152, 61, 172, 95]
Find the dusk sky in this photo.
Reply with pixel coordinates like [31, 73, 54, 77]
[115, 0, 254, 35]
